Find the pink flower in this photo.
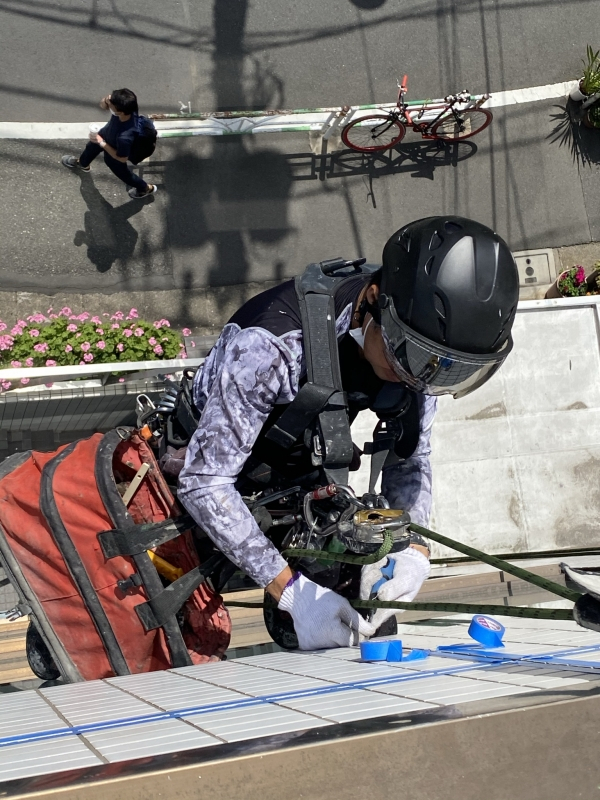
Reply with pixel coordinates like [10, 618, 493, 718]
[49, 314, 58, 319]
[111, 311, 124, 321]
[111, 323, 120, 329]
[27, 313, 47, 323]
[178, 349, 187, 358]
[153, 344, 164, 355]
[80, 341, 91, 352]
[11, 326, 23, 336]
[96, 340, 106, 350]
[45, 382, 54, 388]
[83, 353, 94, 362]
[103, 313, 110, 317]
[20, 378, 29, 385]
[33, 342, 49, 353]
[59, 307, 72, 316]
[29, 329, 39, 337]
[77, 312, 89, 321]
[134, 327, 144, 337]
[79, 360, 85, 365]
[153, 319, 170, 329]
[25, 357, 33, 367]
[91, 316, 102, 324]
[0, 335, 14, 350]
[95, 328, 104, 335]
[148, 337, 157, 345]
[123, 329, 133, 338]
[67, 323, 78, 332]
[76, 332, 81, 338]
[45, 359, 57, 366]
[118, 377, 125, 383]
[65, 344, 73, 352]
[0, 321, 6, 332]
[128, 308, 139, 319]
[1, 380, 12, 390]
[116, 343, 124, 352]
[47, 308, 53, 314]
[182, 328, 192, 336]
[10, 360, 21, 367]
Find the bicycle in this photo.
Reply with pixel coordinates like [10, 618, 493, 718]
[341, 75, 492, 153]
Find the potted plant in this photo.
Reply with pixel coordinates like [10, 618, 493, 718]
[570, 46, 600, 101]
[545, 265, 588, 298]
[583, 103, 600, 129]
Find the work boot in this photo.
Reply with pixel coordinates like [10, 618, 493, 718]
[128, 184, 158, 199]
[61, 156, 90, 172]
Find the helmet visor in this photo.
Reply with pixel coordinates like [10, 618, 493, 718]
[380, 305, 512, 398]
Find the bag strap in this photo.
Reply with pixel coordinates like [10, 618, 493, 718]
[266, 258, 368, 484]
[41, 441, 131, 676]
[96, 430, 193, 668]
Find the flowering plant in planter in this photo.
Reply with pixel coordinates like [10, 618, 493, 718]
[0, 308, 192, 392]
[556, 265, 588, 297]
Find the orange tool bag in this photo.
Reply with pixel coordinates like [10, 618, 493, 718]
[0, 429, 231, 682]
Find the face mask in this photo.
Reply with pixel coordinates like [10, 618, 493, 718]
[348, 315, 374, 350]
[110, 109, 119, 116]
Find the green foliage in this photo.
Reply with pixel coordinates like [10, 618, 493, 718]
[557, 265, 588, 297]
[580, 46, 600, 95]
[587, 103, 600, 128]
[0, 308, 186, 371]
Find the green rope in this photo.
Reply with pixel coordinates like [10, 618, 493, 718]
[225, 524, 582, 624]
[408, 523, 581, 603]
[224, 597, 574, 621]
[282, 530, 394, 565]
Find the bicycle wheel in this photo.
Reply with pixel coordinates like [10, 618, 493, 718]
[430, 108, 493, 141]
[342, 114, 406, 152]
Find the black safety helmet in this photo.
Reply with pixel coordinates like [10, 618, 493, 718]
[376, 216, 519, 398]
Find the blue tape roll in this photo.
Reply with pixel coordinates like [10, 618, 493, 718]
[468, 615, 505, 647]
[386, 641, 403, 662]
[360, 641, 390, 661]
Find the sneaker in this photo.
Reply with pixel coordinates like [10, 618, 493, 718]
[61, 155, 90, 172]
[128, 184, 157, 199]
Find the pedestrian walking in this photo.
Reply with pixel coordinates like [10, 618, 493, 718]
[62, 88, 157, 199]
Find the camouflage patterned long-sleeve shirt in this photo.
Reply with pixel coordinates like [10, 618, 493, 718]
[178, 296, 437, 588]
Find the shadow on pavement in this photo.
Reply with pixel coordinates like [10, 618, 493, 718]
[74, 173, 154, 273]
[548, 100, 600, 166]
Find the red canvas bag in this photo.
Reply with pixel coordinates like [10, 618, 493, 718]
[0, 429, 231, 682]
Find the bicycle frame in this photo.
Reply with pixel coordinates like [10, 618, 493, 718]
[343, 75, 490, 137]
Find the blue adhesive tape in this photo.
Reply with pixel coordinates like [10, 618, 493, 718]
[371, 559, 395, 596]
[360, 641, 390, 661]
[403, 648, 428, 662]
[386, 641, 403, 662]
[468, 615, 505, 648]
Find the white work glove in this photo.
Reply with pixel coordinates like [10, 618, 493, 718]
[360, 547, 431, 631]
[278, 573, 375, 650]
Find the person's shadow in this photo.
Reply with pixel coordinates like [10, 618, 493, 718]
[73, 173, 154, 273]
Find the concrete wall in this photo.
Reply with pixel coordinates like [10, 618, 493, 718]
[351, 297, 600, 558]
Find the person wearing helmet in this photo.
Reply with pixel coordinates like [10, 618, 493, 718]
[177, 216, 519, 649]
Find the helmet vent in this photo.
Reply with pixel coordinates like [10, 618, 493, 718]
[434, 292, 446, 319]
[444, 221, 463, 235]
[424, 256, 434, 276]
[429, 232, 443, 250]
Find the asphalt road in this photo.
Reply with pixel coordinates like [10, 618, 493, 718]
[1, 0, 598, 121]
[0, 0, 599, 295]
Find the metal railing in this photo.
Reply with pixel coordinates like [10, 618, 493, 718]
[150, 93, 491, 141]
